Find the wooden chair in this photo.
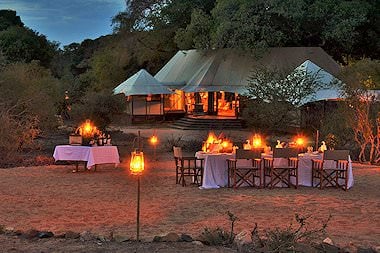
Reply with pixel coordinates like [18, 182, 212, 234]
[311, 150, 350, 190]
[227, 149, 262, 189]
[173, 146, 204, 187]
[263, 148, 299, 189]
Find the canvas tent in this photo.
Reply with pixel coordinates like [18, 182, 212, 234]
[290, 60, 344, 104]
[155, 48, 340, 94]
[154, 48, 341, 116]
[113, 69, 173, 96]
[113, 69, 174, 118]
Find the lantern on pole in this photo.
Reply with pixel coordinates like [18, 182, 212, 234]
[150, 133, 158, 161]
[130, 151, 145, 175]
[129, 131, 145, 241]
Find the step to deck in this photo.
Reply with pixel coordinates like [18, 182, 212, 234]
[171, 117, 244, 130]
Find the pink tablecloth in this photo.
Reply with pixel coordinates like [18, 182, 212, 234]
[53, 145, 120, 169]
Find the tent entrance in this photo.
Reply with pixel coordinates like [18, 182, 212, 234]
[185, 91, 239, 117]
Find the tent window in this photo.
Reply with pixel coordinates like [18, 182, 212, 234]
[147, 94, 161, 101]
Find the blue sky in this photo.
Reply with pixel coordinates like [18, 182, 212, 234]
[0, 0, 125, 46]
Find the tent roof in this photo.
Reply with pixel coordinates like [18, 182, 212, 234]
[113, 69, 174, 96]
[155, 48, 341, 94]
[295, 60, 344, 104]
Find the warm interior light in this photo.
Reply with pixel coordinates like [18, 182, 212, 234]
[130, 151, 144, 175]
[252, 135, 262, 148]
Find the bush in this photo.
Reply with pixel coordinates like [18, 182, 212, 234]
[182, 138, 203, 153]
[0, 105, 40, 163]
[250, 214, 331, 252]
[164, 134, 184, 152]
[199, 211, 238, 247]
[70, 89, 125, 130]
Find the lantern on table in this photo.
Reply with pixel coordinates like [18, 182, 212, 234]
[252, 134, 263, 149]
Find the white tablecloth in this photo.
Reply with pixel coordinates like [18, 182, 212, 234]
[297, 153, 354, 188]
[196, 152, 234, 189]
[53, 145, 120, 169]
[195, 151, 354, 189]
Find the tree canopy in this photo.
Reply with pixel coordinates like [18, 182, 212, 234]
[174, 0, 379, 63]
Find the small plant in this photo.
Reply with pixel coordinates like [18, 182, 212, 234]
[199, 211, 238, 246]
[182, 138, 203, 152]
[250, 214, 332, 252]
[325, 133, 338, 150]
[164, 134, 183, 151]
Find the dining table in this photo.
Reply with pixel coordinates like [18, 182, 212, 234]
[53, 145, 120, 170]
[195, 151, 354, 189]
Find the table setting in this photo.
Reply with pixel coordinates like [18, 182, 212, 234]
[195, 132, 354, 189]
[53, 120, 120, 171]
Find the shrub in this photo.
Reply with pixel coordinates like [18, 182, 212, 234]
[199, 211, 238, 247]
[250, 214, 331, 252]
[0, 104, 40, 163]
[182, 138, 203, 153]
[164, 134, 184, 151]
[70, 89, 125, 130]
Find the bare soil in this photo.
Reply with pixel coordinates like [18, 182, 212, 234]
[0, 127, 379, 252]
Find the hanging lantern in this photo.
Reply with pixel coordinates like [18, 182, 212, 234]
[130, 151, 144, 175]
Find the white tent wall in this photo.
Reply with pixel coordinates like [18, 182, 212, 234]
[125, 96, 164, 116]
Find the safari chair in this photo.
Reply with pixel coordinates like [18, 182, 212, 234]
[263, 148, 299, 189]
[311, 150, 350, 191]
[173, 146, 204, 187]
[227, 149, 262, 189]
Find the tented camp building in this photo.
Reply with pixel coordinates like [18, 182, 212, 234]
[113, 69, 174, 118]
[114, 47, 341, 121]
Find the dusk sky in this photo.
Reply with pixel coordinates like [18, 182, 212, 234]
[0, 0, 125, 47]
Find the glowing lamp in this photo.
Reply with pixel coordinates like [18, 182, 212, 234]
[295, 137, 305, 147]
[130, 151, 144, 175]
[150, 135, 158, 145]
[79, 119, 97, 138]
[252, 135, 262, 148]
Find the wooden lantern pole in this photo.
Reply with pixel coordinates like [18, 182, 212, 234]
[137, 130, 141, 241]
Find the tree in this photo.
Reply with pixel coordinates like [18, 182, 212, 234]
[70, 90, 125, 130]
[243, 67, 323, 132]
[174, 9, 213, 49]
[0, 26, 58, 67]
[175, 0, 379, 62]
[339, 59, 380, 163]
[0, 61, 61, 131]
[0, 10, 23, 31]
[112, 0, 216, 32]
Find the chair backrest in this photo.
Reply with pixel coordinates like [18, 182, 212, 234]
[323, 150, 349, 161]
[173, 146, 183, 158]
[236, 149, 262, 159]
[273, 148, 298, 158]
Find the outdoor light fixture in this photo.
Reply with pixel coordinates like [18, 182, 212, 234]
[130, 151, 145, 175]
[150, 134, 158, 161]
[295, 137, 305, 147]
[129, 131, 145, 241]
[252, 134, 262, 149]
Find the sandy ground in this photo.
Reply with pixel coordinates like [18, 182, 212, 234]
[0, 150, 379, 251]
